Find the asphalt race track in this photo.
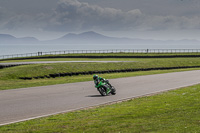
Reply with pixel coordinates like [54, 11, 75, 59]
[0, 70, 200, 126]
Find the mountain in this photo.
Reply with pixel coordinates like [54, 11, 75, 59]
[59, 31, 109, 40]
[0, 34, 17, 41]
[53, 31, 200, 45]
[1, 32, 200, 45]
[50, 31, 115, 44]
[49, 31, 158, 44]
[0, 34, 39, 44]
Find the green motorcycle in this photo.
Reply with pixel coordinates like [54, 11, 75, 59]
[95, 80, 116, 96]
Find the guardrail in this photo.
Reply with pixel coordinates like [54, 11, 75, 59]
[1, 49, 200, 60]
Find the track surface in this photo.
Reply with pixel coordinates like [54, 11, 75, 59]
[0, 70, 200, 126]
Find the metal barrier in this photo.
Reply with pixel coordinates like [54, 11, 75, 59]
[1, 49, 200, 60]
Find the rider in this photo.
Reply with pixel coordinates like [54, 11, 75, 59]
[93, 75, 112, 87]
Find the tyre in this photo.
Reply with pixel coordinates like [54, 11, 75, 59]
[98, 87, 107, 96]
[111, 86, 116, 95]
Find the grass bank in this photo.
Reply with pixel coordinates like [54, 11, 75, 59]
[1, 84, 200, 132]
[0, 68, 199, 90]
[2, 58, 200, 79]
[1, 57, 200, 90]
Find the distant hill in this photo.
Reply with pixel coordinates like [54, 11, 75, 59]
[59, 31, 109, 40]
[0, 34, 16, 41]
[0, 34, 39, 44]
[47, 31, 160, 44]
[49, 31, 199, 45]
[0, 32, 199, 45]
[49, 31, 117, 44]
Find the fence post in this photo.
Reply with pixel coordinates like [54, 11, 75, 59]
[38, 52, 42, 56]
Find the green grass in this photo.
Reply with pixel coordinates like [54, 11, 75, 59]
[2, 58, 200, 79]
[1, 57, 200, 90]
[1, 54, 200, 132]
[0, 68, 199, 90]
[1, 84, 200, 132]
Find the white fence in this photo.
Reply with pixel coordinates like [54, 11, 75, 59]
[1, 49, 200, 60]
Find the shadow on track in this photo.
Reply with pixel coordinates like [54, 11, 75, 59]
[86, 95, 103, 97]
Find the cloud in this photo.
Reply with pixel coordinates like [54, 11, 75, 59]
[45, 0, 143, 31]
[44, 0, 200, 32]
[145, 15, 200, 31]
[1, 0, 200, 34]
[0, 6, 12, 22]
[0, 8, 50, 31]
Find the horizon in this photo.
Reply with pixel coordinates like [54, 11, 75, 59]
[1, 31, 200, 42]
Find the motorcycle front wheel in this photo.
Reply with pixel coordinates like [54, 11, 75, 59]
[98, 87, 107, 96]
[111, 86, 116, 95]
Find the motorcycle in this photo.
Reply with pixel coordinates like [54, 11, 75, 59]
[95, 80, 116, 96]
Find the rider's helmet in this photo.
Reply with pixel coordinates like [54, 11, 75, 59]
[93, 75, 98, 80]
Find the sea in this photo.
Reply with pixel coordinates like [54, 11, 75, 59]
[1, 43, 200, 56]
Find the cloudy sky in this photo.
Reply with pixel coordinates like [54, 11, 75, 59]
[0, 0, 200, 40]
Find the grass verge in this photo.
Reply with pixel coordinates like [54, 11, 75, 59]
[1, 84, 200, 132]
[0, 68, 199, 90]
[1, 57, 200, 90]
